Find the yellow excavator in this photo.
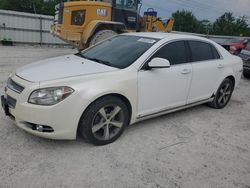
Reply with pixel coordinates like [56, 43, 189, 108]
[51, 0, 174, 50]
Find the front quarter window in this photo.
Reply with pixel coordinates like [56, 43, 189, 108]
[79, 35, 158, 69]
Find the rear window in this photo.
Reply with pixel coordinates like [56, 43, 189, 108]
[189, 41, 219, 62]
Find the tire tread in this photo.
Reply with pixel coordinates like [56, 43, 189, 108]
[78, 96, 129, 145]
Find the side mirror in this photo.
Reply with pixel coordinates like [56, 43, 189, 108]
[243, 39, 248, 45]
[147, 58, 170, 69]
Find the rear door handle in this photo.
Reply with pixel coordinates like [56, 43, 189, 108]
[181, 69, 191, 74]
[217, 64, 224, 69]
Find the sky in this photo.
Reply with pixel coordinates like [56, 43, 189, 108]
[141, 0, 250, 23]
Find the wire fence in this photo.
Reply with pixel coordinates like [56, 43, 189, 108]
[0, 9, 65, 45]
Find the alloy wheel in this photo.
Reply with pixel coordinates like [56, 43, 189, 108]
[217, 82, 232, 106]
[91, 105, 125, 141]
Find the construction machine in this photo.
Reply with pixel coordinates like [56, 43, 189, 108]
[51, 0, 174, 49]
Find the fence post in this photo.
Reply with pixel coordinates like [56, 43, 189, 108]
[39, 17, 42, 45]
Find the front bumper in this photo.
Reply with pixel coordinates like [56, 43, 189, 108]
[1, 75, 83, 140]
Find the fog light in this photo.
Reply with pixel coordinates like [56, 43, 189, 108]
[35, 125, 54, 132]
[24, 122, 54, 133]
[36, 125, 44, 132]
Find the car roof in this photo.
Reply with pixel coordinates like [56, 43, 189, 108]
[123, 32, 209, 41]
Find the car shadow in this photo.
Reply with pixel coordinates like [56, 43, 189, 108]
[1, 102, 233, 148]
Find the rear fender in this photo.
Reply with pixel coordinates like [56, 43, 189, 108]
[213, 68, 235, 95]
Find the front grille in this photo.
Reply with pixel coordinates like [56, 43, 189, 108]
[7, 78, 24, 94]
[7, 95, 16, 109]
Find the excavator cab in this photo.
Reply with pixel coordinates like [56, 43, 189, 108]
[111, 0, 140, 30]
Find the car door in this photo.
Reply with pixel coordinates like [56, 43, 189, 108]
[187, 40, 223, 104]
[137, 41, 192, 117]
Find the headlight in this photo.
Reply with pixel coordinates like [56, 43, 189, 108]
[28, 87, 74, 105]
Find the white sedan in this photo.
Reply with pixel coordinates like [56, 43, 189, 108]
[1, 32, 243, 145]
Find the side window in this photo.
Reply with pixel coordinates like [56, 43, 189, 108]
[71, 10, 85, 25]
[211, 45, 220, 59]
[151, 41, 188, 65]
[189, 41, 214, 62]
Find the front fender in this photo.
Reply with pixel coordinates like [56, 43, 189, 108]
[76, 86, 137, 126]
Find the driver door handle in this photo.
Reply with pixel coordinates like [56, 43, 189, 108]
[181, 69, 191, 74]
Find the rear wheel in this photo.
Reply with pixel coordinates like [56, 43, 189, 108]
[208, 78, 234, 109]
[89, 30, 117, 46]
[78, 96, 129, 145]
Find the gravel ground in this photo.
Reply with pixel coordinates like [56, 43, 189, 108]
[0, 45, 250, 188]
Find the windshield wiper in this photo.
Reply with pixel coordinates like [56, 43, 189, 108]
[89, 58, 112, 66]
[76, 53, 93, 61]
[76, 53, 118, 68]
[77, 53, 113, 66]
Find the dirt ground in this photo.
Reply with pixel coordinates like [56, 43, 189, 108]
[0, 45, 250, 188]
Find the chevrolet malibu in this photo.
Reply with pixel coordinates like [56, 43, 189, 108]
[1, 33, 243, 145]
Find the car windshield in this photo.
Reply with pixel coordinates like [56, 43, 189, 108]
[78, 35, 158, 69]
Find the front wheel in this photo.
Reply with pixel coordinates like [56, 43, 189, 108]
[208, 78, 234, 109]
[78, 96, 129, 145]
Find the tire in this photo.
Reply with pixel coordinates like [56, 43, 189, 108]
[208, 78, 234, 109]
[89, 30, 117, 46]
[243, 70, 250, 79]
[78, 96, 129, 146]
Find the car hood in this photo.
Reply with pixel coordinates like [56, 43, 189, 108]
[239, 50, 250, 62]
[16, 54, 118, 82]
